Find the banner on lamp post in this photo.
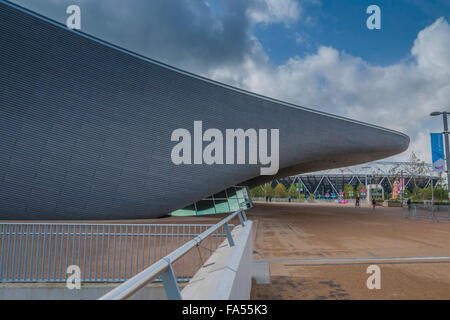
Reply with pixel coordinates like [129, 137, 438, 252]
[430, 133, 445, 172]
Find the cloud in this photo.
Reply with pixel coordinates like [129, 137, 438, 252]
[248, 0, 301, 25]
[11, 0, 304, 73]
[207, 18, 450, 163]
[11, 0, 257, 73]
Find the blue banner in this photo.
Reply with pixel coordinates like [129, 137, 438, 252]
[430, 133, 445, 172]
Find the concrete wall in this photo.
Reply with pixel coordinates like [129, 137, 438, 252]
[181, 221, 253, 300]
[0, 282, 176, 300]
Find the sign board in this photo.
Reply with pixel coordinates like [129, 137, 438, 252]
[431, 133, 445, 172]
[349, 191, 354, 197]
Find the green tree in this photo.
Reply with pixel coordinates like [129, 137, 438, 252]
[423, 185, 433, 200]
[403, 188, 411, 198]
[343, 184, 355, 199]
[412, 186, 425, 200]
[434, 184, 447, 200]
[288, 184, 299, 198]
[250, 186, 264, 198]
[263, 183, 273, 197]
[274, 183, 288, 197]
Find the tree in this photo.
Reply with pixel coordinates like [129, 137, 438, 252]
[288, 184, 299, 198]
[343, 184, 355, 198]
[263, 183, 273, 197]
[412, 186, 424, 201]
[433, 184, 447, 200]
[250, 186, 264, 198]
[274, 183, 288, 197]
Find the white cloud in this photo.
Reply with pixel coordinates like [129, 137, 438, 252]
[248, 0, 301, 25]
[207, 18, 450, 164]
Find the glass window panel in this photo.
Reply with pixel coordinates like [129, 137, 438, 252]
[225, 187, 236, 198]
[228, 196, 240, 211]
[242, 187, 250, 200]
[171, 203, 196, 216]
[214, 198, 230, 213]
[171, 186, 254, 216]
[213, 190, 227, 199]
[236, 188, 245, 201]
[195, 200, 216, 215]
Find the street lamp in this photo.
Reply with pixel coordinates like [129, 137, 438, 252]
[430, 111, 450, 200]
[362, 166, 371, 203]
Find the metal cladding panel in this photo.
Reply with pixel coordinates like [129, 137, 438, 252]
[0, 2, 409, 219]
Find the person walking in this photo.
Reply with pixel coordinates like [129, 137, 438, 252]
[355, 196, 360, 207]
[372, 198, 376, 210]
[406, 198, 412, 218]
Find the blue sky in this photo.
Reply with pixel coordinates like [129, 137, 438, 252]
[6, 0, 450, 163]
[254, 0, 450, 66]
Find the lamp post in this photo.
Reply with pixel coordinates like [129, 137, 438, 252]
[400, 170, 404, 204]
[362, 166, 371, 203]
[430, 111, 450, 201]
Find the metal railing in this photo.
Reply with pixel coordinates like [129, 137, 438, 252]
[0, 222, 231, 283]
[403, 204, 450, 221]
[99, 209, 248, 300]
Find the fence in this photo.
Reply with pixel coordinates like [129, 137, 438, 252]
[252, 197, 305, 203]
[403, 204, 450, 221]
[0, 223, 230, 283]
[252, 197, 357, 203]
[99, 209, 247, 300]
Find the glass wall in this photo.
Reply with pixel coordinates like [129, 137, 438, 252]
[171, 186, 253, 216]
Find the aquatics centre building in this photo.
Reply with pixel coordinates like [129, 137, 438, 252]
[0, 1, 409, 219]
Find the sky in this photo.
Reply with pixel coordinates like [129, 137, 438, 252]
[8, 0, 450, 164]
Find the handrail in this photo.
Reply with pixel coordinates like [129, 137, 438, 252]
[98, 209, 245, 300]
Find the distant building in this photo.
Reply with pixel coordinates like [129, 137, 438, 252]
[267, 161, 439, 199]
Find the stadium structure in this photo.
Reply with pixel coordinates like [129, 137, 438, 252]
[269, 161, 440, 199]
[0, 1, 409, 219]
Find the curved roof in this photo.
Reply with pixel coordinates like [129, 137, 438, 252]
[0, 1, 409, 219]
